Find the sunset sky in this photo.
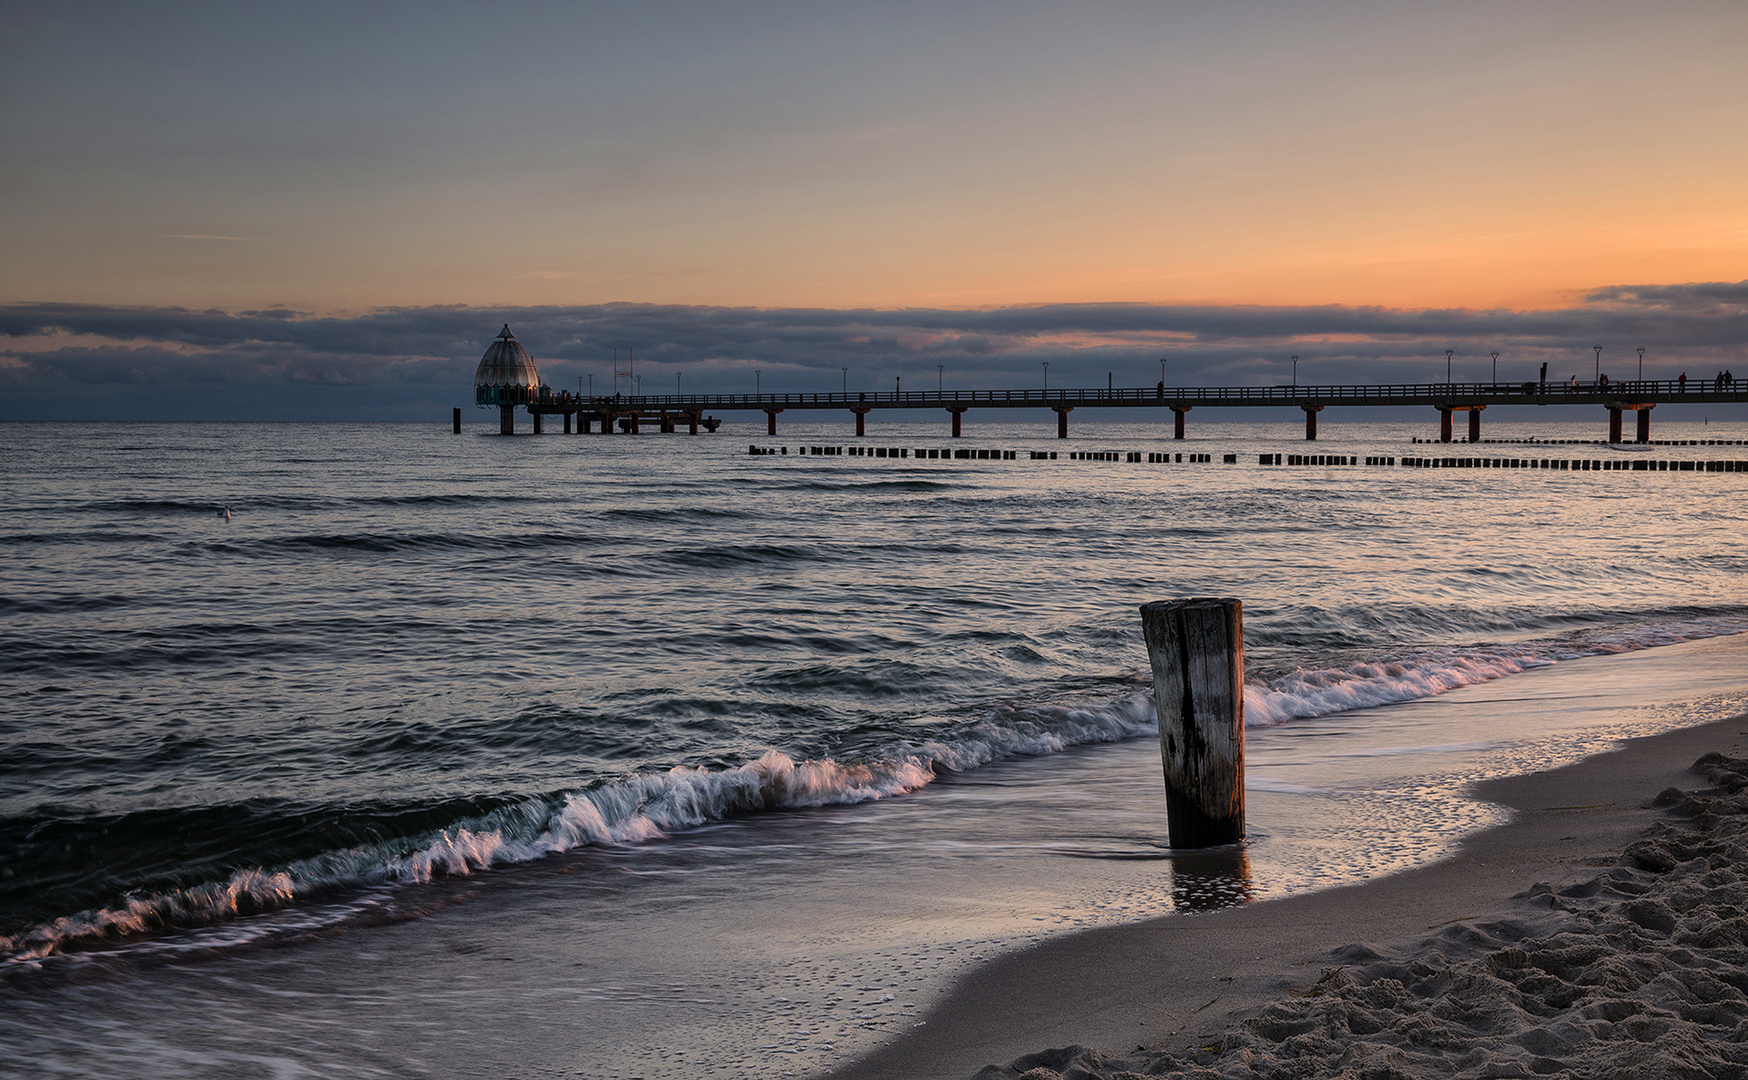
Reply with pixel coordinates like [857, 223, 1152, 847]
[3, 2, 1745, 419]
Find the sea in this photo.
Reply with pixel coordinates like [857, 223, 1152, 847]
[3, 415, 1747, 1079]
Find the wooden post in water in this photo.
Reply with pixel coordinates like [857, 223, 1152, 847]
[1139, 598, 1245, 848]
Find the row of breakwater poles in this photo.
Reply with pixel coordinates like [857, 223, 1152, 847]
[747, 443, 1748, 470]
[457, 401, 1666, 443]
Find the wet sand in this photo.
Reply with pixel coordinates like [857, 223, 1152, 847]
[830, 712, 1748, 1080]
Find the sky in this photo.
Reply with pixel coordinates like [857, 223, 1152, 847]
[2, 1, 1746, 420]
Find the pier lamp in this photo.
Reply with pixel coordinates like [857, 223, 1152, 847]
[1594, 346, 1602, 381]
[1638, 347, 1645, 380]
[938, 364, 943, 392]
[1291, 355, 1298, 387]
[676, 372, 681, 396]
[1160, 357, 1167, 384]
[842, 368, 847, 395]
[1043, 362, 1049, 391]
[588, 374, 593, 397]
[1491, 352, 1499, 382]
[1446, 349, 1453, 384]
[756, 370, 761, 396]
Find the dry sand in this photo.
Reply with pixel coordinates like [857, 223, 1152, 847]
[829, 714, 1748, 1080]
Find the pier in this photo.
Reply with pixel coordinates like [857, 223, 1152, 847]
[494, 378, 1748, 443]
[471, 326, 1746, 442]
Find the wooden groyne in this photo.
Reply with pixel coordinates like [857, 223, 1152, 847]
[743, 444, 1748, 474]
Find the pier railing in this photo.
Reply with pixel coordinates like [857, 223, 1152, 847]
[547, 378, 1746, 411]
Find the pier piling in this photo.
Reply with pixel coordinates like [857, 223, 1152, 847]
[1140, 598, 1246, 848]
[1302, 405, 1322, 441]
[452, 407, 461, 434]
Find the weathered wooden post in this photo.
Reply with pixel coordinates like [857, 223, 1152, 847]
[1140, 598, 1245, 848]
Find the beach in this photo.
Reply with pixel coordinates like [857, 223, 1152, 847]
[834, 712, 1748, 1080]
[2, 420, 1747, 1078]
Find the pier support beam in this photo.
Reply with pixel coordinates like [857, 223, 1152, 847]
[562, 412, 571, 435]
[948, 407, 967, 437]
[689, 411, 700, 435]
[765, 408, 782, 436]
[1053, 406, 1072, 439]
[1140, 598, 1245, 848]
[853, 408, 869, 436]
[1438, 408, 1452, 443]
[1637, 405, 1652, 444]
[453, 407, 461, 434]
[1468, 406, 1483, 443]
[532, 411, 543, 435]
[599, 412, 613, 434]
[1302, 405, 1322, 441]
[1608, 406, 1623, 444]
[500, 404, 515, 435]
[1172, 405, 1191, 439]
[580, 413, 592, 433]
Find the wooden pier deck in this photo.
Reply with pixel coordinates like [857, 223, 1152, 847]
[501, 377, 1747, 442]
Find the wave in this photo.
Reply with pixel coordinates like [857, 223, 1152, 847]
[7, 619, 1744, 971]
[1244, 616, 1748, 725]
[0, 699, 1154, 970]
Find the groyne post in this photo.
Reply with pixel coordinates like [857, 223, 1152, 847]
[1140, 598, 1245, 848]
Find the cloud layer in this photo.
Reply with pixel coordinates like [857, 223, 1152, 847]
[4, 285, 1746, 421]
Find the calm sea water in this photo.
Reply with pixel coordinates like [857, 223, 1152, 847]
[3, 417, 1747, 1078]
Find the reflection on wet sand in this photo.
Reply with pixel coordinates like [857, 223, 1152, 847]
[1168, 844, 1254, 912]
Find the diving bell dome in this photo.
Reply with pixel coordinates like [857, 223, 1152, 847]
[474, 324, 541, 406]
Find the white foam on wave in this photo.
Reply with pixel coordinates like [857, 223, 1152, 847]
[1, 699, 1156, 968]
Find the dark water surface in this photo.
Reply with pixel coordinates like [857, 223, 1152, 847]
[3, 418, 1747, 1077]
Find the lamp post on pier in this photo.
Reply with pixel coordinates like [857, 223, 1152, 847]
[756, 370, 761, 397]
[938, 364, 943, 392]
[1291, 355, 1298, 387]
[1638, 348, 1645, 380]
[842, 368, 848, 395]
[1043, 362, 1049, 392]
[1594, 346, 1602, 382]
[1446, 349, 1453, 384]
[1491, 352, 1499, 382]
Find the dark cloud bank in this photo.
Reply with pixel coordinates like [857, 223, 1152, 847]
[3, 284, 1746, 422]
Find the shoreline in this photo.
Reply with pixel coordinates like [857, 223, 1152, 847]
[827, 712, 1748, 1080]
